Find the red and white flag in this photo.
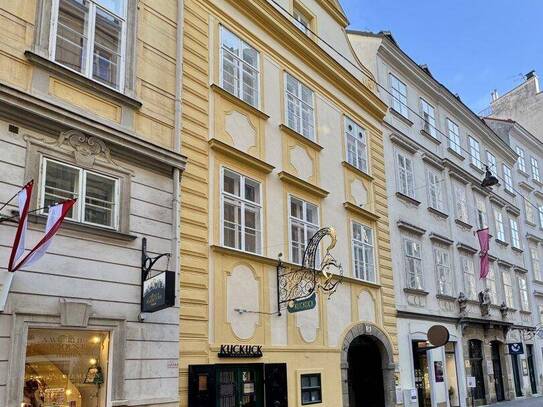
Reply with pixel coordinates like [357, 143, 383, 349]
[477, 228, 491, 279]
[7, 180, 33, 271]
[10, 198, 76, 272]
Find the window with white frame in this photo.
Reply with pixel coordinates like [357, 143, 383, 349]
[51, 0, 127, 89]
[531, 157, 540, 182]
[427, 170, 444, 212]
[539, 205, 543, 228]
[404, 237, 423, 290]
[518, 275, 530, 311]
[352, 222, 375, 282]
[510, 217, 521, 249]
[345, 116, 368, 173]
[485, 262, 499, 304]
[530, 246, 541, 281]
[221, 168, 262, 254]
[539, 305, 543, 324]
[487, 151, 497, 172]
[494, 209, 506, 242]
[526, 200, 536, 224]
[516, 146, 526, 172]
[434, 245, 452, 296]
[397, 152, 415, 198]
[285, 73, 315, 140]
[421, 99, 437, 138]
[447, 119, 461, 155]
[502, 267, 514, 308]
[390, 73, 408, 117]
[220, 26, 260, 108]
[475, 196, 487, 230]
[503, 164, 513, 192]
[454, 183, 469, 224]
[461, 253, 477, 300]
[289, 196, 319, 264]
[293, 7, 311, 34]
[468, 136, 483, 169]
[41, 157, 119, 228]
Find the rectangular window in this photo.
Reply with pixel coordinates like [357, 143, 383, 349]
[530, 246, 541, 281]
[404, 237, 423, 290]
[539, 205, 543, 228]
[427, 170, 444, 211]
[486, 262, 499, 304]
[475, 197, 487, 230]
[221, 168, 262, 254]
[502, 269, 514, 308]
[293, 7, 311, 34]
[447, 119, 461, 155]
[24, 328, 109, 406]
[285, 73, 315, 140]
[41, 158, 118, 228]
[516, 146, 526, 172]
[434, 246, 452, 296]
[421, 99, 437, 138]
[526, 200, 536, 224]
[301, 373, 322, 405]
[461, 254, 477, 300]
[345, 116, 368, 173]
[352, 222, 375, 282]
[518, 275, 530, 311]
[220, 26, 260, 108]
[468, 136, 483, 169]
[52, 0, 126, 89]
[510, 218, 521, 249]
[397, 153, 415, 198]
[487, 151, 497, 172]
[503, 164, 513, 192]
[289, 196, 319, 264]
[454, 183, 469, 224]
[531, 157, 540, 182]
[390, 73, 408, 117]
[494, 209, 505, 241]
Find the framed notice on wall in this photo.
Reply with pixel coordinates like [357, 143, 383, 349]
[434, 361, 444, 382]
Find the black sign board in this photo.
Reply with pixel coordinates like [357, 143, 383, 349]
[218, 344, 263, 358]
[508, 342, 524, 355]
[142, 271, 175, 313]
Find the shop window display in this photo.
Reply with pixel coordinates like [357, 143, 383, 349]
[23, 328, 109, 407]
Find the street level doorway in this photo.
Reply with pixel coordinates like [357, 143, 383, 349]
[348, 335, 385, 407]
[511, 353, 523, 397]
[526, 344, 537, 395]
[491, 341, 505, 402]
[412, 341, 430, 407]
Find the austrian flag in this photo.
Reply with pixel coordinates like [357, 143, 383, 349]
[477, 228, 491, 279]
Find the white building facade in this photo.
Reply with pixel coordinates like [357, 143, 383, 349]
[349, 31, 542, 407]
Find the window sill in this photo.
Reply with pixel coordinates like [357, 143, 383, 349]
[469, 163, 485, 175]
[25, 51, 142, 109]
[504, 188, 516, 198]
[519, 309, 532, 315]
[533, 178, 543, 188]
[436, 294, 457, 301]
[279, 124, 323, 151]
[518, 169, 529, 178]
[447, 147, 465, 161]
[511, 246, 524, 254]
[343, 202, 380, 221]
[389, 107, 413, 126]
[420, 129, 440, 144]
[395, 192, 421, 207]
[495, 238, 509, 247]
[427, 207, 448, 219]
[454, 218, 473, 230]
[403, 288, 429, 296]
[210, 84, 269, 120]
[29, 213, 137, 241]
[209, 138, 275, 173]
[341, 161, 374, 182]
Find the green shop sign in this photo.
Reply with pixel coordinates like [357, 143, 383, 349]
[287, 293, 316, 313]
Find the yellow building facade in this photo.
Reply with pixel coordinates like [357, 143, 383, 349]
[180, 1, 398, 406]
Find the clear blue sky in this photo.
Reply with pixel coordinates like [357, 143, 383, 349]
[340, 0, 543, 113]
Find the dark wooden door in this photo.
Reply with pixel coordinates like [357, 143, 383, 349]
[491, 342, 505, 401]
[527, 345, 538, 395]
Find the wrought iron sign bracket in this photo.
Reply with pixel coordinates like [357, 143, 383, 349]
[141, 237, 170, 281]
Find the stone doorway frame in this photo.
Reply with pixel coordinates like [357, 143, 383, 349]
[340, 322, 396, 407]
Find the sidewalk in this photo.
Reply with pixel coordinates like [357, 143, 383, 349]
[481, 396, 543, 407]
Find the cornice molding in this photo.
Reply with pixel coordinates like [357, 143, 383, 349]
[279, 124, 323, 151]
[456, 242, 478, 254]
[211, 84, 270, 119]
[314, 0, 349, 27]
[277, 171, 329, 198]
[209, 138, 275, 174]
[343, 202, 380, 221]
[397, 220, 425, 235]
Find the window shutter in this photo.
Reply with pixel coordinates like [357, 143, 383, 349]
[188, 365, 216, 407]
[265, 363, 288, 407]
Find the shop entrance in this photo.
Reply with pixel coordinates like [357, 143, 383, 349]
[445, 342, 461, 407]
[490, 341, 505, 402]
[468, 339, 486, 404]
[526, 345, 537, 395]
[347, 335, 385, 407]
[511, 353, 523, 397]
[412, 341, 431, 407]
[216, 365, 263, 407]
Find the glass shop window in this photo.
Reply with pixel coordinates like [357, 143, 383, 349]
[23, 328, 110, 407]
[301, 373, 322, 405]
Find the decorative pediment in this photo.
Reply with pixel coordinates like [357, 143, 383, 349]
[56, 130, 114, 167]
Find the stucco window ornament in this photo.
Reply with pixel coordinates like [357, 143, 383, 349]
[276, 226, 343, 316]
[56, 130, 115, 167]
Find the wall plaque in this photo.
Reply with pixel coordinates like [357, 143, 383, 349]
[218, 344, 263, 358]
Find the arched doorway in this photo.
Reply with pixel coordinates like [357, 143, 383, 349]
[341, 323, 395, 407]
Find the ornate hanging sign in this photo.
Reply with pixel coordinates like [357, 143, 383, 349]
[141, 238, 175, 314]
[277, 227, 343, 316]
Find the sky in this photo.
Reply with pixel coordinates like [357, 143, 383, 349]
[340, 0, 543, 113]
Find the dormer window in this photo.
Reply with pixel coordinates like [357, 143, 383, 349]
[293, 7, 311, 35]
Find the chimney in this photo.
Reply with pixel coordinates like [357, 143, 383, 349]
[525, 70, 540, 94]
[491, 89, 499, 102]
[526, 70, 536, 80]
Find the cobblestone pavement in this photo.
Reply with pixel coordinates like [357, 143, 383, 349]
[482, 396, 543, 407]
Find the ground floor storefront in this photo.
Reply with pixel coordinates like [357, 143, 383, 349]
[187, 322, 398, 407]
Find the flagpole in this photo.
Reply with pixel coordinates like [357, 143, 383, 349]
[0, 204, 65, 223]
